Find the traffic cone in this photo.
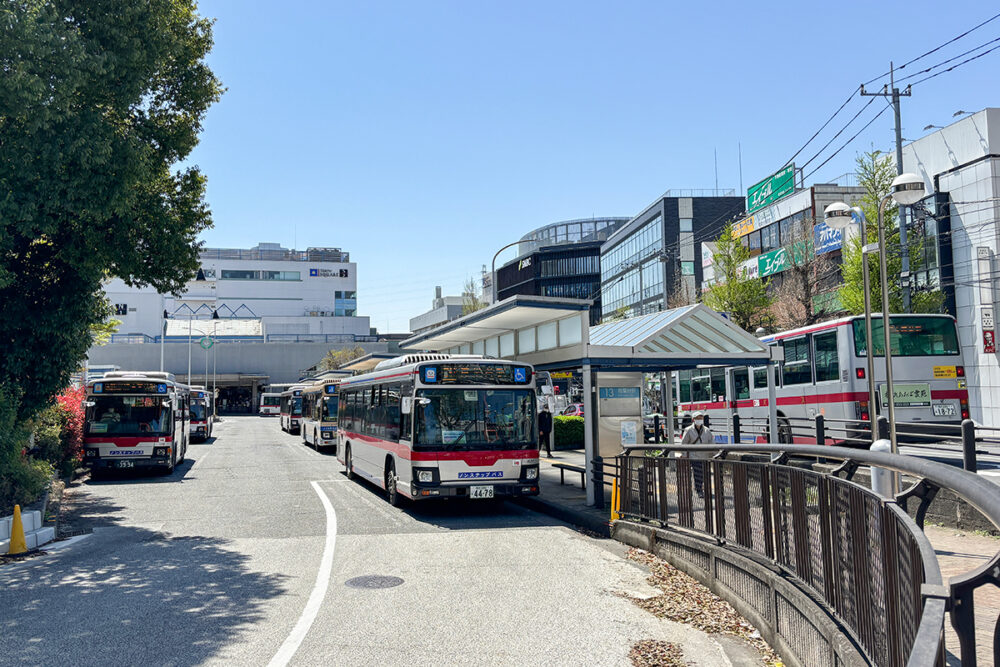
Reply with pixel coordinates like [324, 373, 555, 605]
[8, 505, 27, 555]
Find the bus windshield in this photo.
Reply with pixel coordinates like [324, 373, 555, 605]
[853, 317, 960, 357]
[415, 389, 535, 450]
[190, 403, 208, 422]
[291, 397, 302, 416]
[322, 396, 338, 421]
[86, 396, 172, 436]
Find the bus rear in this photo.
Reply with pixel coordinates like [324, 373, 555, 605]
[83, 373, 189, 473]
[190, 388, 212, 442]
[259, 392, 281, 416]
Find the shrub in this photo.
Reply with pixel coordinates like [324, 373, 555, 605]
[554, 415, 585, 449]
[0, 385, 53, 515]
[31, 386, 85, 477]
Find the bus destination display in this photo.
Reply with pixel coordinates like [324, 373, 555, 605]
[421, 364, 531, 385]
[94, 381, 167, 394]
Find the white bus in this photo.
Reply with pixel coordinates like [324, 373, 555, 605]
[83, 371, 190, 474]
[259, 392, 281, 416]
[337, 355, 540, 506]
[675, 314, 969, 444]
[301, 379, 340, 450]
[279, 385, 307, 433]
[189, 385, 213, 442]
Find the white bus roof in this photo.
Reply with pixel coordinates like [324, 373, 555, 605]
[341, 355, 530, 388]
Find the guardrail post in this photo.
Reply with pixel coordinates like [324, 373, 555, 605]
[876, 415, 890, 441]
[815, 414, 825, 447]
[653, 414, 661, 444]
[593, 455, 605, 507]
[732, 414, 741, 445]
[870, 439, 892, 498]
[961, 419, 977, 473]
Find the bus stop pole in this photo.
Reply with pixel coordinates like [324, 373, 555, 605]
[767, 362, 778, 443]
[663, 371, 674, 444]
[582, 363, 596, 507]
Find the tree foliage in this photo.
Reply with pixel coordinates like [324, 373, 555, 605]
[702, 222, 773, 332]
[320, 345, 367, 371]
[461, 277, 486, 315]
[0, 1, 223, 419]
[838, 149, 945, 315]
[770, 219, 841, 330]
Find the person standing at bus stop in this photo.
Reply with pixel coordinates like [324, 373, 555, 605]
[538, 405, 553, 458]
[681, 411, 714, 496]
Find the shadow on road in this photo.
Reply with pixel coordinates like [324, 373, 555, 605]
[0, 523, 288, 665]
[84, 457, 196, 485]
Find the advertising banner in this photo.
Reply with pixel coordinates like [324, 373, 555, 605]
[747, 164, 796, 213]
[814, 221, 843, 254]
[758, 247, 788, 277]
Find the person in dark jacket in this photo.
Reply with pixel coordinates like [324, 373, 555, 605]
[538, 405, 553, 457]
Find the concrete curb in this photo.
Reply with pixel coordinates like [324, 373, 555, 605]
[1, 509, 56, 553]
[515, 495, 611, 537]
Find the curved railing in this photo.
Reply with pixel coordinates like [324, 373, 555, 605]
[613, 444, 1000, 667]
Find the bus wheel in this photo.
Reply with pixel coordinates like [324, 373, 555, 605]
[344, 445, 355, 480]
[778, 418, 793, 444]
[385, 459, 402, 507]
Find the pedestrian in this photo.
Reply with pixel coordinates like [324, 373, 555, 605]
[538, 404, 553, 458]
[680, 411, 714, 496]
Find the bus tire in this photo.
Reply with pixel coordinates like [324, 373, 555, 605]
[344, 445, 355, 480]
[385, 459, 402, 507]
[778, 418, 793, 444]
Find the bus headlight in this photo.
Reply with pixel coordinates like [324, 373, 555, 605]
[85, 448, 98, 458]
[412, 468, 437, 484]
[523, 465, 539, 481]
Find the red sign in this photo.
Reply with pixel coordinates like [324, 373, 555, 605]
[985, 329, 996, 354]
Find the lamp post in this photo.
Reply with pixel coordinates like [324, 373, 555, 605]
[827, 173, 927, 489]
[491, 238, 541, 303]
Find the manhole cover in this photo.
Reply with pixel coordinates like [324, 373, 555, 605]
[345, 575, 404, 589]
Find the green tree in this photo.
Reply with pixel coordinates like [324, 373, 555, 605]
[838, 149, 944, 315]
[0, 1, 223, 420]
[702, 222, 773, 331]
[320, 345, 367, 371]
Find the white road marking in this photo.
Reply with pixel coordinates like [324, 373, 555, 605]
[192, 452, 212, 470]
[267, 480, 338, 667]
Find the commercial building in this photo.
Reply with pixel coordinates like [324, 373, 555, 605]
[600, 191, 745, 319]
[496, 218, 627, 324]
[409, 287, 467, 335]
[902, 108, 1000, 425]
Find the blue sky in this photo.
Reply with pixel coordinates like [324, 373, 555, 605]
[189, 1, 1000, 332]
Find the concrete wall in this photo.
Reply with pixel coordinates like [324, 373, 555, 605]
[86, 340, 397, 385]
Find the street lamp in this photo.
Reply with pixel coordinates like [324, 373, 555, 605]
[827, 173, 927, 485]
[824, 202, 877, 428]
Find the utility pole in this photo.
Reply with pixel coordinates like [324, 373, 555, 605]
[861, 62, 912, 311]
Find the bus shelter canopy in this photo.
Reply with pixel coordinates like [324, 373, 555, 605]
[399, 295, 770, 372]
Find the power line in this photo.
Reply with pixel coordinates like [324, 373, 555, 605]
[861, 11, 1000, 86]
[803, 103, 894, 182]
[798, 97, 879, 171]
[781, 89, 858, 169]
[910, 41, 1000, 86]
[896, 34, 1000, 84]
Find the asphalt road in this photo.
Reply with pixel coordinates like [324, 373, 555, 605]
[0, 416, 735, 666]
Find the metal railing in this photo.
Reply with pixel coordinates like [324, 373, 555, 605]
[108, 334, 380, 345]
[614, 443, 1000, 667]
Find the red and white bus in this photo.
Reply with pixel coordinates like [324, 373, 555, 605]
[674, 314, 969, 443]
[301, 379, 340, 450]
[189, 385, 213, 442]
[83, 371, 190, 474]
[259, 392, 281, 416]
[337, 355, 540, 505]
[279, 385, 306, 434]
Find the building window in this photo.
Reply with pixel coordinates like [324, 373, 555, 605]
[680, 262, 695, 276]
[220, 269, 300, 281]
[680, 218, 693, 233]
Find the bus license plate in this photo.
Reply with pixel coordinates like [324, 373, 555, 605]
[933, 404, 956, 417]
[470, 485, 494, 499]
[116, 460, 135, 469]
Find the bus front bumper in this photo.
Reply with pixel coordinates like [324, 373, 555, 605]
[84, 456, 173, 470]
[408, 482, 540, 499]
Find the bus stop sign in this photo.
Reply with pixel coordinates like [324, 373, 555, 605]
[199, 336, 214, 350]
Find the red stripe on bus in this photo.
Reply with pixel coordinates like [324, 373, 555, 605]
[340, 371, 413, 386]
[83, 436, 173, 446]
[931, 389, 968, 399]
[340, 430, 537, 463]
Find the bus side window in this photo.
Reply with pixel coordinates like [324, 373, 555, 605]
[711, 368, 726, 402]
[732, 368, 750, 400]
[678, 370, 692, 403]
[691, 373, 711, 402]
[814, 331, 839, 382]
[782, 337, 813, 385]
[753, 365, 779, 389]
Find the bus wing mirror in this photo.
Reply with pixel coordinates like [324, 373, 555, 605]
[540, 386, 553, 395]
[401, 397, 413, 415]
[83, 401, 96, 408]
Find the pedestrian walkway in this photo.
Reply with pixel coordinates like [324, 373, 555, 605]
[517, 448, 612, 536]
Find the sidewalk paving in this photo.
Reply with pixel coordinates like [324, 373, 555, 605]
[515, 448, 612, 536]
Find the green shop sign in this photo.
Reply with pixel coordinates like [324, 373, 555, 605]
[758, 248, 787, 277]
[747, 164, 796, 213]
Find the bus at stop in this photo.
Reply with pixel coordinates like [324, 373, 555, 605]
[279, 385, 306, 434]
[259, 392, 281, 416]
[337, 354, 540, 505]
[83, 371, 190, 474]
[300, 379, 340, 450]
[673, 314, 969, 443]
[189, 385, 213, 442]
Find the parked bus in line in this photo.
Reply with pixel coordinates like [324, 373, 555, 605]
[300, 379, 340, 450]
[279, 385, 307, 434]
[674, 313, 969, 444]
[259, 392, 281, 416]
[83, 371, 190, 474]
[337, 354, 540, 505]
[189, 385, 213, 442]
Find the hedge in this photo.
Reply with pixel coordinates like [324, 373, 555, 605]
[553, 415, 584, 449]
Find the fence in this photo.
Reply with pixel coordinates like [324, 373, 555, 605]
[612, 444, 1000, 666]
[109, 333, 380, 345]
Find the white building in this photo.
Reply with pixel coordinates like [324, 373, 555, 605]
[104, 242, 370, 339]
[903, 108, 1000, 425]
[409, 286, 466, 335]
